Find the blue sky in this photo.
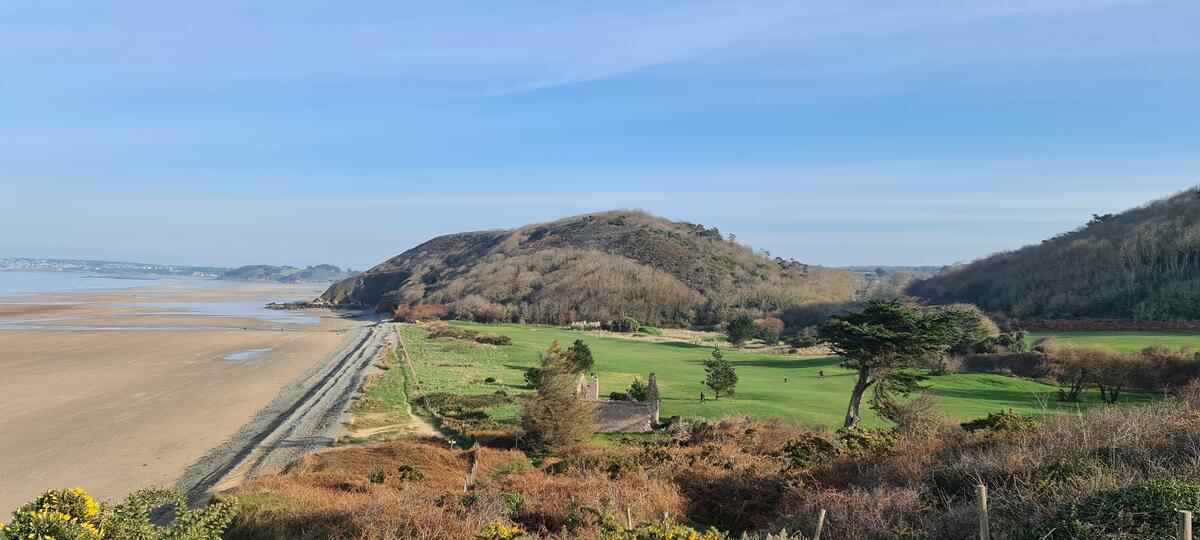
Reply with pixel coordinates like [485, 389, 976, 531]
[1, 1, 1197, 269]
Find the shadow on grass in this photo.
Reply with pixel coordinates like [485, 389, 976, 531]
[726, 356, 842, 370]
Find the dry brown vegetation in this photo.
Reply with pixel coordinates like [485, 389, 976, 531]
[225, 388, 1200, 539]
[964, 343, 1200, 401]
[320, 211, 861, 327]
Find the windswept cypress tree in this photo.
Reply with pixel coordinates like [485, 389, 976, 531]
[520, 341, 596, 454]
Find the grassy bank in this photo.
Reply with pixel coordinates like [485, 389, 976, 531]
[345, 339, 419, 442]
[399, 321, 1154, 428]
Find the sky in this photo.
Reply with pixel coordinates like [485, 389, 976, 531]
[1, 1, 1197, 270]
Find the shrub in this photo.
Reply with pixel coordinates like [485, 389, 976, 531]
[877, 394, 949, 436]
[789, 334, 820, 348]
[627, 377, 649, 401]
[782, 434, 841, 470]
[726, 315, 757, 346]
[501, 492, 523, 521]
[568, 339, 594, 372]
[523, 367, 542, 388]
[597, 517, 731, 540]
[396, 464, 425, 481]
[610, 316, 641, 333]
[427, 321, 474, 339]
[477, 522, 528, 540]
[1, 487, 235, 540]
[451, 295, 507, 323]
[923, 354, 962, 375]
[962, 352, 1056, 380]
[1034, 477, 1200, 539]
[975, 330, 1031, 353]
[836, 427, 896, 458]
[757, 316, 786, 334]
[475, 333, 513, 346]
[368, 467, 388, 484]
[960, 410, 1037, 434]
[757, 327, 780, 345]
[393, 303, 450, 322]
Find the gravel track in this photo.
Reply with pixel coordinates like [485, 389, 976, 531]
[177, 320, 395, 503]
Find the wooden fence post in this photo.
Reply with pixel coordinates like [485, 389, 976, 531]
[813, 508, 826, 540]
[1181, 510, 1193, 540]
[976, 484, 990, 540]
[626, 506, 633, 529]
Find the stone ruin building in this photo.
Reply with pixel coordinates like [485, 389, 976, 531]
[575, 372, 660, 433]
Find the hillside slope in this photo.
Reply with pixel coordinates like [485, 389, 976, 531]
[319, 211, 859, 326]
[222, 264, 355, 283]
[908, 188, 1200, 321]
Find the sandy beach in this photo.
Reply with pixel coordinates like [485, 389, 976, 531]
[0, 277, 356, 515]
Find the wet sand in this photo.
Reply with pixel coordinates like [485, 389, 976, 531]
[0, 279, 355, 515]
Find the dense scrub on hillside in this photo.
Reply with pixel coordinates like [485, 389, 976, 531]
[319, 211, 860, 327]
[223, 387, 1200, 539]
[908, 188, 1200, 321]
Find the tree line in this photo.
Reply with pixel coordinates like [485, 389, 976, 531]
[908, 188, 1200, 322]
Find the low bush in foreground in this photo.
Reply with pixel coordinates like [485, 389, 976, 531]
[1, 487, 234, 540]
[223, 387, 1200, 539]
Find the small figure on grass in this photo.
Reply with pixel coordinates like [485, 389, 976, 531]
[699, 392, 706, 403]
[817, 370, 825, 379]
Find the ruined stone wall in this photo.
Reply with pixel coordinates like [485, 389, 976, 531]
[578, 372, 660, 433]
[594, 401, 656, 433]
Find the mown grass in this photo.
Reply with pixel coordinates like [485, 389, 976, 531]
[345, 342, 416, 440]
[408, 322, 1155, 428]
[1029, 331, 1200, 353]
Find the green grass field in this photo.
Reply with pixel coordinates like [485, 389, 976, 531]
[1028, 331, 1200, 354]
[400, 322, 1155, 428]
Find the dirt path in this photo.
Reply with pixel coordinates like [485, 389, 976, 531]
[177, 320, 394, 502]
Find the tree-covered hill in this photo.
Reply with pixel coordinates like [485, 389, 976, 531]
[908, 187, 1200, 321]
[318, 210, 860, 326]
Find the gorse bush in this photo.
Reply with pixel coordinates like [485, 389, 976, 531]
[595, 517, 734, 539]
[396, 464, 425, 481]
[610, 316, 641, 333]
[0, 487, 234, 540]
[1031, 477, 1200, 540]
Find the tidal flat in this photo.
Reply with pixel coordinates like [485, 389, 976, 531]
[0, 275, 354, 515]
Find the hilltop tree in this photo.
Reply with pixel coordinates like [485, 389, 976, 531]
[818, 300, 954, 428]
[726, 315, 757, 346]
[702, 347, 738, 399]
[567, 339, 594, 372]
[520, 341, 596, 454]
